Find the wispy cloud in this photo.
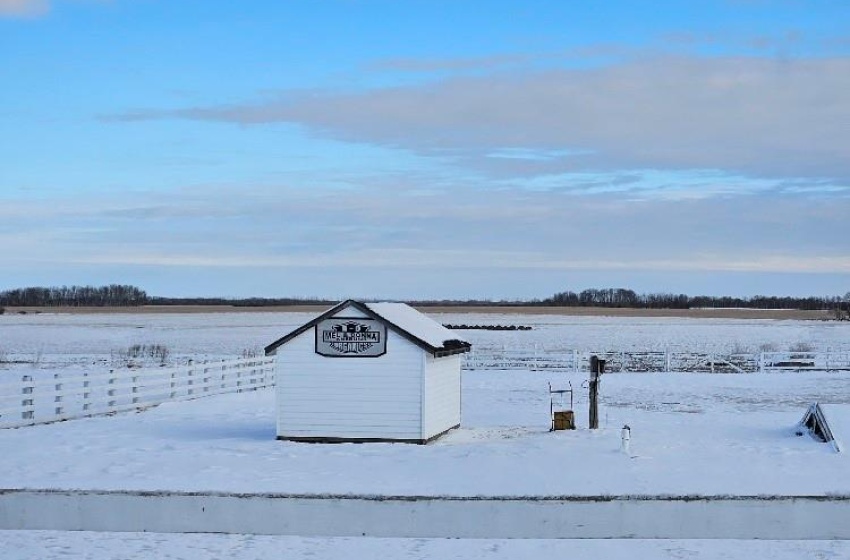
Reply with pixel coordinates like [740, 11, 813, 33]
[66, 248, 850, 275]
[106, 56, 850, 183]
[3, 182, 847, 277]
[0, 0, 48, 17]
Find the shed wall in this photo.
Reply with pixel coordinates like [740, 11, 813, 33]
[275, 328, 424, 441]
[422, 354, 462, 440]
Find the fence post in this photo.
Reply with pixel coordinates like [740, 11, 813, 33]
[107, 370, 116, 409]
[53, 373, 64, 417]
[256, 360, 265, 385]
[759, 352, 765, 374]
[589, 356, 604, 430]
[187, 359, 194, 396]
[235, 359, 243, 392]
[665, 348, 671, 373]
[203, 364, 210, 393]
[21, 375, 34, 422]
[131, 375, 139, 404]
[82, 372, 91, 413]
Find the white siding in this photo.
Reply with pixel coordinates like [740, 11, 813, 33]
[422, 354, 461, 440]
[275, 326, 424, 441]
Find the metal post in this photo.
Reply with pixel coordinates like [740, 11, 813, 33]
[589, 355, 603, 429]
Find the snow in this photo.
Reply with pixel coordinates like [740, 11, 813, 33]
[819, 404, 850, 452]
[2, 368, 850, 496]
[365, 302, 469, 349]
[1, 311, 847, 363]
[2, 531, 849, 560]
[3, 311, 850, 553]
[1, 312, 849, 496]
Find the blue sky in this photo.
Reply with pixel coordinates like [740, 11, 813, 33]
[2, 0, 848, 300]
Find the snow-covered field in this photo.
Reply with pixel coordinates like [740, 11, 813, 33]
[2, 311, 850, 558]
[3, 531, 849, 560]
[2, 310, 849, 364]
[1, 311, 849, 495]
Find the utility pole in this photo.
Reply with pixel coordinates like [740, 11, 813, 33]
[589, 355, 605, 429]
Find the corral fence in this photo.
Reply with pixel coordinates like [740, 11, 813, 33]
[0, 357, 276, 429]
[463, 348, 850, 374]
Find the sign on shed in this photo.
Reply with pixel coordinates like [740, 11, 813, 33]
[315, 317, 387, 357]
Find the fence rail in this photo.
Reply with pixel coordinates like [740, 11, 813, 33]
[463, 349, 850, 374]
[0, 357, 276, 429]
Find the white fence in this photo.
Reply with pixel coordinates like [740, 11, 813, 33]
[0, 357, 276, 429]
[463, 348, 850, 374]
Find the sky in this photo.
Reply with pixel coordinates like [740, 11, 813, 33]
[1, 0, 849, 300]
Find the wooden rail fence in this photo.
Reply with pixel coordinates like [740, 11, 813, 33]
[463, 349, 850, 374]
[0, 357, 276, 429]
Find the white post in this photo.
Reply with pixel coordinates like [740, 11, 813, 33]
[621, 424, 631, 455]
[531, 344, 536, 371]
[21, 375, 34, 422]
[107, 370, 117, 409]
[54, 373, 63, 417]
[82, 372, 90, 413]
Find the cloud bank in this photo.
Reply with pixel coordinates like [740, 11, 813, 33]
[0, 0, 48, 16]
[111, 56, 850, 183]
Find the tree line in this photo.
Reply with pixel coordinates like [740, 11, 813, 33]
[146, 296, 337, 307]
[0, 284, 846, 313]
[540, 288, 847, 311]
[0, 285, 147, 307]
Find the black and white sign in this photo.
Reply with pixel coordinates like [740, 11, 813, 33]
[315, 318, 387, 357]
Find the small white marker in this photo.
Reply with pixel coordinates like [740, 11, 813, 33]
[621, 424, 631, 455]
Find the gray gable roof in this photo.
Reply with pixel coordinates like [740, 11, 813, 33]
[264, 299, 471, 357]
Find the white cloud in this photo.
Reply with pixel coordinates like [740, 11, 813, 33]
[3, 181, 848, 278]
[0, 0, 48, 16]
[113, 56, 850, 183]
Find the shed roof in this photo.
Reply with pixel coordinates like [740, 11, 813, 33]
[264, 299, 471, 357]
[799, 402, 850, 452]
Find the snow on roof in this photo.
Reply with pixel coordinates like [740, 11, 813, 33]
[264, 300, 470, 356]
[365, 302, 468, 349]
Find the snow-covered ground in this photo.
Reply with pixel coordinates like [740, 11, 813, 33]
[1, 368, 849, 496]
[1, 311, 849, 495]
[3, 531, 849, 560]
[3, 311, 850, 557]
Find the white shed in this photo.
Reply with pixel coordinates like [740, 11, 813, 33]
[264, 299, 471, 444]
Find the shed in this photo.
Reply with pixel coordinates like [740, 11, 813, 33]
[264, 300, 471, 444]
